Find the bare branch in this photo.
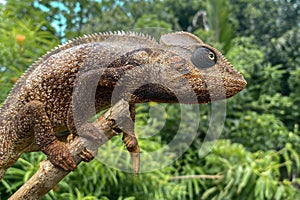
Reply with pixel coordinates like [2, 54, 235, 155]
[168, 174, 223, 181]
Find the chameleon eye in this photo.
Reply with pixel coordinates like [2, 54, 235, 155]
[208, 52, 215, 60]
[191, 47, 217, 69]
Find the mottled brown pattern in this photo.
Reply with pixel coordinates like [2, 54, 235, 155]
[0, 31, 246, 179]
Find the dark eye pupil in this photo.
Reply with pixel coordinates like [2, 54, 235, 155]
[191, 47, 216, 69]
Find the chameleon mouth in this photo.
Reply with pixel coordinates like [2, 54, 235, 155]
[184, 74, 247, 104]
[224, 76, 247, 98]
[128, 74, 247, 104]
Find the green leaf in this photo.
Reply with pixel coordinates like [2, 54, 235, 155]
[201, 187, 218, 199]
[255, 178, 265, 200]
[274, 184, 284, 200]
[237, 166, 252, 193]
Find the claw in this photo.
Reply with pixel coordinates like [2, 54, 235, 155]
[128, 145, 140, 176]
[123, 133, 140, 175]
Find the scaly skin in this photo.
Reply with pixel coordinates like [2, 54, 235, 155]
[0, 31, 246, 179]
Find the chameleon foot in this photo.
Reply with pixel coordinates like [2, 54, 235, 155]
[42, 141, 77, 171]
[79, 148, 95, 162]
[123, 133, 138, 148]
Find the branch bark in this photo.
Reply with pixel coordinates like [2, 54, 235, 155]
[9, 100, 131, 200]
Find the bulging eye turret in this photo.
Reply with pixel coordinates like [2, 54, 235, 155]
[191, 47, 217, 69]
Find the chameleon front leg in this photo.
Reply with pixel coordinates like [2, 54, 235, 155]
[17, 101, 77, 171]
[122, 103, 140, 175]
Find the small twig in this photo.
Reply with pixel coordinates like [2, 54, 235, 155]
[168, 174, 224, 181]
[9, 100, 131, 200]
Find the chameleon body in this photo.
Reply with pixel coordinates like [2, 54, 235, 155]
[0, 31, 246, 179]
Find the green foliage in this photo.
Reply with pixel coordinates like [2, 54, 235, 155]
[173, 140, 300, 200]
[161, 0, 206, 31]
[230, 0, 300, 98]
[0, 152, 46, 199]
[206, 0, 236, 53]
[0, 3, 58, 104]
[224, 112, 300, 152]
[134, 14, 172, 30]
[288, 68, 300, 126]
[3, 0, 55, 33]
[230, 0, 300, 44]
[1, 0, 300, 199]
[81, 5, 135, 34]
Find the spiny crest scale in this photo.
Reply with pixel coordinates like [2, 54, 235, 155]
[30, 31, 157, 70]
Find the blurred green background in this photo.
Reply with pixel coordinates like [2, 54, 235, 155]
[0, 0, 300, 199]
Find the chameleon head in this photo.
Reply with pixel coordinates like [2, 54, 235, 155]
[156, 32, 247, 104]
[110, 31, 246, 104]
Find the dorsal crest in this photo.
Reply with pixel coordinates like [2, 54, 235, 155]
[1, 31, 158, 111]
[32, 31, 158, 71]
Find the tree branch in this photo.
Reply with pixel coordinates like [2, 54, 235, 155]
[9, 99, 131, 200]
[168, 174, 224, 181]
